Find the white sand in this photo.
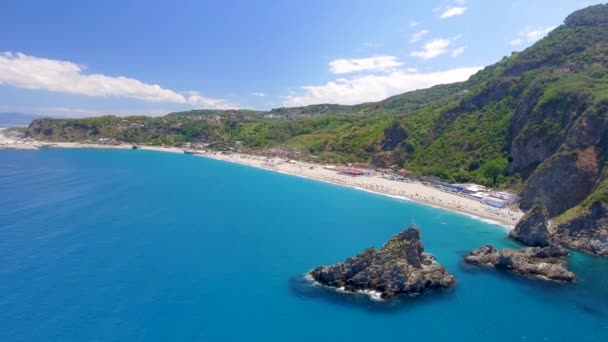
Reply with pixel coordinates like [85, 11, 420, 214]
[193, 152, 523, 227]
[0, 129, 523, 227]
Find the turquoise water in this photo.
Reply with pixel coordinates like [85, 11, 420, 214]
[0, 148, 607, 341]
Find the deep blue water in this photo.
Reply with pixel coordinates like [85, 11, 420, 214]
[0, 148, 607, 341]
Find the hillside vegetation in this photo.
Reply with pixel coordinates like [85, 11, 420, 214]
[26, 4, 608, 247]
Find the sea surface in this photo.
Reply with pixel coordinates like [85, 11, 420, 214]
[0, 148, 607, 341]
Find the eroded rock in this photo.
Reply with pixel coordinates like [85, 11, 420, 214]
[464, 244, 576, 282]
[554, 201, 608, 256]
[509, 204, 551, 247]
[310, 226, 455, 300]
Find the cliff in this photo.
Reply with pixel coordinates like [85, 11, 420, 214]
[554, 201, 608, 256]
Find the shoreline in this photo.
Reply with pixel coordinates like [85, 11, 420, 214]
[191, 151, 521, 228]
[0, 134, 523, 227]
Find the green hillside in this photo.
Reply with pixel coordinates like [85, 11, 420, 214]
[25, 5, 608, 245]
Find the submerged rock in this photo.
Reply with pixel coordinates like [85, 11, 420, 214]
[464, 244, 576, 283]
[309, 226, 455, 300]
[509, 203, 551, 247]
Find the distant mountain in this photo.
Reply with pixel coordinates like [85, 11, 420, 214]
[0, 112, 41, 127]
[23, 4, 608, 255]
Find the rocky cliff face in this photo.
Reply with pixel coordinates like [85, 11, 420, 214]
[508, 91, 591, 179]
[464, 244, 576, 282]
[519, 102, 607, 216]
[381, 122, 408, 151]
[509, 204, 551, 247]
[309, 226, 455, 300]
[520, 152, 600, 216]
[554, 201, 608, 256]
[371, 122, 411, 168]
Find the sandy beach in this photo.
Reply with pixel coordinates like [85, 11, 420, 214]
[191, 151, 523, 227]
[0, 128, 523, 227]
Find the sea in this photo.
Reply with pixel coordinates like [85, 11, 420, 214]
[0, 148, 607, 341]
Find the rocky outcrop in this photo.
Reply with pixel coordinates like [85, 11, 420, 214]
[507, 91, 589, 178]
[554, 201, 608, 256]
[519, 102, 606, 216]
[309, 226, 455, 300]
[509, 204, 551, 247]
[381, 122, 408, 151]
[520, 152, 600, 216]
[464, 245, 576, 282]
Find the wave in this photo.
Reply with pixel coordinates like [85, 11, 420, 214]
[304, 272, 385, 302]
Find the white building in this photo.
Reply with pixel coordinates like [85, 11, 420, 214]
[490, 191, 519, 204]
[482, 196, 508, 208]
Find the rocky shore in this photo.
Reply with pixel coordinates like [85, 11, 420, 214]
[309, 226, 455, 300]
[509, 201, 608, 256]
[464, 244, 576, 282]
[554, 201, 608, 256]
[509, 203, 551, 247]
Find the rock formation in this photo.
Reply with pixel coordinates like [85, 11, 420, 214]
[464, 244, 576, 282]
[509, 203, 551, 247]
[309, 226, 455, 300]
[553, 201, 608, 256]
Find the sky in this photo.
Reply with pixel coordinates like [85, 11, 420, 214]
[0, 0, 601, 117]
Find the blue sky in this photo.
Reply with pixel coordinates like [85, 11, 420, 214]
[0, 0, 600, 117]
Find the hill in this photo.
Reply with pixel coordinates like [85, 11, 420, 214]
[24, 4, 608, 254]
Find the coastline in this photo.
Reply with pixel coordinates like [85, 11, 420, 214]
[189, 151, 522, 227]
[0, 132, 523, 227]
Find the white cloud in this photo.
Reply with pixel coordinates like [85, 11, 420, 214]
[440, 7, 467, 18]
[0, 52, 184, 103]
[451, 47, 465, 57]
[510, 38, 523, 46]
[409, 30, 430, 43]
[251, 92, 265, 97]
[524, 26, 556, 41]
[187, 91, 240, 110]
[4, 106, 172, 118]
[329, 56, 403, 74]
[509, 26, 556, 47]
[410, 39, 451, 59]
[0, 52, 239, 110]
[282, 67, 482, 106]
[409, 21, 420, 27]
[406, 68, 418, 73]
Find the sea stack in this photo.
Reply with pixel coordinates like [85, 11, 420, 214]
[309, 226, 455, 300]
[464, 244, 576, 282]
[509, 203, 551, 247]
